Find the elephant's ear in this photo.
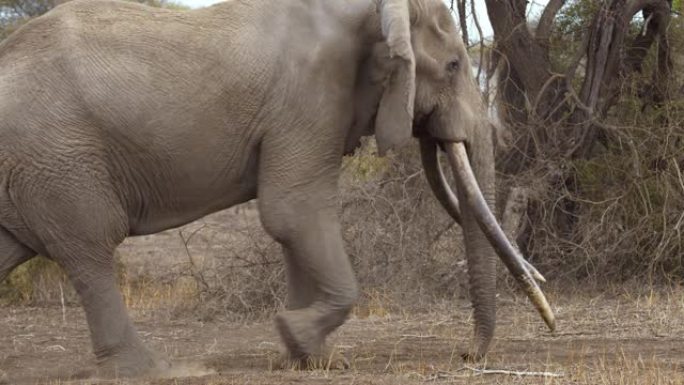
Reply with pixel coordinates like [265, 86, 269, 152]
[375, 0, 416, 156]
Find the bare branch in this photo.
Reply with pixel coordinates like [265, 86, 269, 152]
[470, 0, 485, 81]
[454, 0, 469, 46]
[536, 0, 566, 42]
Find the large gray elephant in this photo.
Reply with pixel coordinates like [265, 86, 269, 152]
[0, 0, 554, 378]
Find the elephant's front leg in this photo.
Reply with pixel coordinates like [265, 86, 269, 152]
[282, 247, 318, 310]
[274, 212, 357, 368]
[257, 134, 358, 369]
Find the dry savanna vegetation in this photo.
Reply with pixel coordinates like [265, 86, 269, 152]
[2, 0, 684, 384]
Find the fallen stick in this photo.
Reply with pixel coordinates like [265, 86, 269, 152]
[465, 366, 565, 377]
[400, 334, 438, 339]
[428, 366, 564, 380]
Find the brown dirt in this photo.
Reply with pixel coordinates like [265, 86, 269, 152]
[2, 291, 684, 385]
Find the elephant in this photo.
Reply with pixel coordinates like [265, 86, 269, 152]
[0, 0, 554, 378]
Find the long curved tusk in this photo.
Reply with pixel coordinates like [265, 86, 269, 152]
[444, 141, 556, 332]
[419, 138, 462, 225]
[422, 138, 546, 284]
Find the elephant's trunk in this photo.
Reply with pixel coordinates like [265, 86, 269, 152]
[441, 141, 555, 332]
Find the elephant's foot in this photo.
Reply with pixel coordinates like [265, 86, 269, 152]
[460, 351, 485, 363]
[275, 309, 323, 360]
[275, 309, 349, 370]
[460, 339, 490, 363]
[274, 348, 349, 370]
[93, 345, 171, 379]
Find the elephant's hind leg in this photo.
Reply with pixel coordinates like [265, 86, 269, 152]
[51, 227, 168, 377]
[0, 227, 35, 282]
[16, 180, 169, 378]
[59, 245, 169, 378]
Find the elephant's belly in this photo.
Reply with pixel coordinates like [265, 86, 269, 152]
[127, 152, 260, 236]
[128, 186, 257, 236]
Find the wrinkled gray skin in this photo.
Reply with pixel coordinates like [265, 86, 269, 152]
[0, 0, 496, 377]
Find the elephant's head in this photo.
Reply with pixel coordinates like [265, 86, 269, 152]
[367, 0, 555, 357]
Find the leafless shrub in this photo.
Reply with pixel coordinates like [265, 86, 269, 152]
[169, 208, 285, 321]
[339, 140, 469, 309]
[498, 88, 684, 287]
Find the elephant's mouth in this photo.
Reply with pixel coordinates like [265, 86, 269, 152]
[411, 110, 434, 139]
[419, 137, 556, 332]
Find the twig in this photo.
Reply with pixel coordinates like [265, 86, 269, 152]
[59, 282, 66, 324]
[179, 226, 210, 292]
[672, 158, 684, 196]
[431, 222, 456, 244]
[642, 12, 653, 36]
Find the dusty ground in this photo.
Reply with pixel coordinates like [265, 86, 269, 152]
[2, 290, 684, 385]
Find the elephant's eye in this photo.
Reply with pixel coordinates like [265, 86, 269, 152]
[447, 59, 460, 72]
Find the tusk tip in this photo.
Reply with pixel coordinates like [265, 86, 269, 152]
[522, 259, 547, 283]
[532, 270, 547, 283]
[520, 275, 556, 332]
[543, 312, 556, 332]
